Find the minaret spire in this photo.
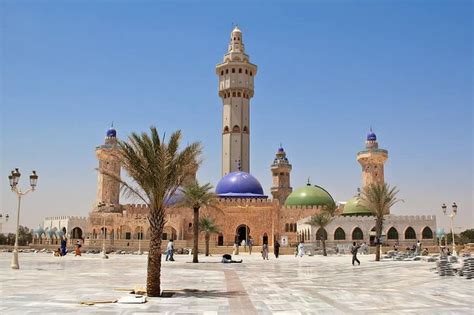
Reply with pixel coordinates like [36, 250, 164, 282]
[216, 27, 257, 176]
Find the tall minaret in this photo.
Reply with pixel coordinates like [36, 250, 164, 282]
[357, 129, 388, 188]
[270, 146, 293, 204]
[94, 126, 121, 212]
[216, 26, 257, 176]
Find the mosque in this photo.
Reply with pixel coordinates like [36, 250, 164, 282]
[32, 27, 436, 250]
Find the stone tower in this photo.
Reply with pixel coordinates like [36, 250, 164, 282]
[271, 146, 293, 204]
[357, 129, 388, 189]
[216, 26, 257, 176]
[94, 126, 121, 212]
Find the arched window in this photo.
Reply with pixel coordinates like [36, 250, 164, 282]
[239, 68, 242, 73]
[220, 70, 224, 76]
[387, 227, 399, 240]
[291, 223, 296, 232]
[232, 68, 235, 73]
[334, 227, 345, 240]
[232, 92, 236, 97]
[225, 69, 229, 74]
[243, 126, 248, 133]
[316, 228, 327, 241]
[404, 227, 416, 240]
[250, 71, 253, 76]
[237, 92, 241, 97]
[422, 227, 433, 239]
[232, 125, 241, 133]
[263, 233, 268, 245]
[352, 227, 364, 240]
[245, 69, 248, 74]
[285, 223, 289, 232]
[223, 126, 229, 133]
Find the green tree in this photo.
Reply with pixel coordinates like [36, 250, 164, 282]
[179, 182, 218, 263]
[460, 229, 474, 244]
[199, 216, 220, 256]
[305, 204, 336, 256]
[18, 226, 33, 246]
[103, 126, 201, 297]
[360, 183, 402, 261]
[0, 233, 6, 245]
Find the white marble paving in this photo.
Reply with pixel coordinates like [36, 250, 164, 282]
[0, 252, 471, 314]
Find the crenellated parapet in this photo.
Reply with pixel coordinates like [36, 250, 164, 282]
[217, 198, 275, 206]
[281, 205, 326, 211]
[45, 216, 87, 221]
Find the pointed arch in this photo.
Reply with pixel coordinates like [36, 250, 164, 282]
[223, 126, 230, 134]
[316, 228, 327, 241]
[352, 227, 364, 240]
[387, 227, 399, 240]
[404, 226, 416, 240]
[232, 125, 241, 133]
[421, 226, 433, 239]
[334, 227, 345, 240]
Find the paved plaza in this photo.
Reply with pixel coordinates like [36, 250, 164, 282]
[0, 252, 472, 314]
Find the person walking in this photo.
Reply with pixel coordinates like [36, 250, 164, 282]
[274, 241, 281, 258]
[166, 239, 174, 261]
[297, 241, 305, 257]
[248, 236, 253, 255]
[350, 242, 361, 266]
[262, 243, 269, 260]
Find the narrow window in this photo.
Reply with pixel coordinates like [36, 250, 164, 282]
[250, 71, 253, 76]
[225, 69, 229, 74]
[220, 70, 224, 76]
[245, 69, 248, 74]
[239, 68, 242, 73]
[232, 68, 235, 73]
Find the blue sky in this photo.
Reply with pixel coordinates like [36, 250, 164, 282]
[0, 0, 472, 232]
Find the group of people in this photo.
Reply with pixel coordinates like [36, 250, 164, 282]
[53, 238, 82, 257]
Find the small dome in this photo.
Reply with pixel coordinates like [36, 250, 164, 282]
[278, 147, 284, 152]
[367, 131, 376, 141]
[216, 171, 266, 198]
[34, 227, 45, 236]
[285, 184, 335, 207]
[107, 127, 117, 138]
[343, 196, 372, 216]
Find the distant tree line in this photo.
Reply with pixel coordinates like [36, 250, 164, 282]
[0, 226, 33, 246]
[441, 229, 474, 245]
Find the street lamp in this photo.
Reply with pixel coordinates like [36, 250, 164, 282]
[442, 202, 458, 256]
[97, 202, 108, 259]
[135, 214, 145, 255]
[8, 168, 38, 269]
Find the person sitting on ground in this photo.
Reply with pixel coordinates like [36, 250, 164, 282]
[74, 243, 82, 256]
[221, 254, 242, 263]
[54, 248, 61, 257]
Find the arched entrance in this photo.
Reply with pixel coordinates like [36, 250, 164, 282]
[263, 233, 268, 245]
[71, 227, 83, 239]
[162, 226, 177, 241]
[236, 225, 250, 245]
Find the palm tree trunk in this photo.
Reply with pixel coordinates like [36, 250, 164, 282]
[205, 233, 210, 256]
[193, 207, 199, 263]
[146, 215, 163, 297]
[375, 216, 383, 261]
[322, 238, 327, 256]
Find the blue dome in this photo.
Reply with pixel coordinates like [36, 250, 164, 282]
[367, 131, 376, 141]
[278, 147, 284, 152]
[216, 171, 266, 198]
[107, 128, 117, 138]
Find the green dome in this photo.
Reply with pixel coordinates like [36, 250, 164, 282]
[343, 196, 372, 216]
[285, 184, 335, 207]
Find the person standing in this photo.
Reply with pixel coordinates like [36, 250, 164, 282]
[60, 237, 68, 256]
[262, 243, 269, 260]
[274, 241, 281, 258]
[166, 239, 174, 261]
[297, 241, 305, 257]
[350, 242, 361, 266]
[248, 236, 253, 255]
[415, 240, 421, 256]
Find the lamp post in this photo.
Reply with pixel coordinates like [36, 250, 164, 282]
[0, 213, 9, 234]
[8, 168, 38, 269]
[436, 228, 445, 254]
[441, 202, 458, 256]
[98, 202, 108, 259]
[135, 214, 145, 255]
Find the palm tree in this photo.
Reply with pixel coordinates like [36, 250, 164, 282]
[306, 211, 333, 256]
[199, 216, 220, 256]
[101, 127, 201, 297]
[179, 182, 218, 263]
[359, 183, 402, 261]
